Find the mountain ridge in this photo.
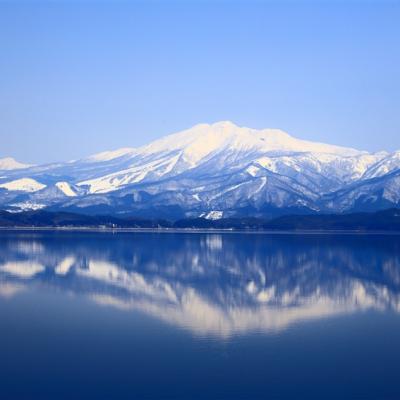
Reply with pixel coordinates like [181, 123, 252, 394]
[1, 121, 399, 218]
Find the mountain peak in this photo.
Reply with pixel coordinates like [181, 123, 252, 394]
[210, 120, 238, 129]
[139, 121, 362, 165]
[192, 120, 238, 130]
[82, 121, 361, 168]
[0, 157, 31, 170]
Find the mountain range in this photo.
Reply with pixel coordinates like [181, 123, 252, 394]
[1, 121, 400, 219]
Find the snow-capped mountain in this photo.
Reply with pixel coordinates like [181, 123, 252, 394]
[0, 121, 399, 218]
[0, 157, 32, 171]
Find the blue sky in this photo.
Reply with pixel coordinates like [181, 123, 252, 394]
[1, 0, 399, 163]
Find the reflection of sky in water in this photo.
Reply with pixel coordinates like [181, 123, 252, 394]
[1, 232, 400, 337]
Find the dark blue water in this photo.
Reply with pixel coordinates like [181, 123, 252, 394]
[1, 231, 400, 399]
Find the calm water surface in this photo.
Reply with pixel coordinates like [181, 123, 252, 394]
[1, 231, 400, 399]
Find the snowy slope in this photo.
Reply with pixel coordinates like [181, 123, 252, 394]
[362, 151, 400, 179]
[86, 148, 136, 162]
[77, 121, 366, 194]
[0, 178, 46, 192]
[323, 169, 400, 212]
[55, 182, 77, 197]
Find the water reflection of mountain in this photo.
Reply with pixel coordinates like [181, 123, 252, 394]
[1, 232, 400, 337]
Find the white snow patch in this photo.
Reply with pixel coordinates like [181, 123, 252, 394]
[253, 177, 267, 195]
[246, 165, 260, 177]
[55, 181, 77, 197]
[8, 202, 46, 212]
[256, 157, 278, 173]
[200, 210, 224, 220]
[208, 182, 248, 201]
[192, 193, 201, 201]
[0, 178, 46, 192]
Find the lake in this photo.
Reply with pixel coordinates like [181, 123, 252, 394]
[1, 230, 400, 399]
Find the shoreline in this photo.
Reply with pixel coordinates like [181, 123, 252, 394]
[1, 226, 400, 235]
